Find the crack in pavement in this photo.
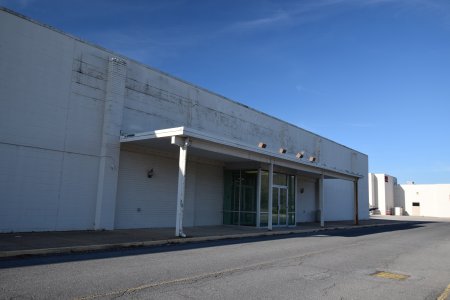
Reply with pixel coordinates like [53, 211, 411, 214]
[73, 241, 374, 300]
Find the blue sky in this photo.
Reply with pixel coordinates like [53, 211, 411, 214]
[2, 0, 450, 184]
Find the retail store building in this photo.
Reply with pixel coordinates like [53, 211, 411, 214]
[0, 8, 369, 234]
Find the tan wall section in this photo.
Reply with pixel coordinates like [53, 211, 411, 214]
[395, 184, 450, 218]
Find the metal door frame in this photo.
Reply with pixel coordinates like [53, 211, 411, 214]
[272, 184, 288, 226]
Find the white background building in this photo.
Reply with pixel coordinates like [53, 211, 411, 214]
[395, 183, 450, 218]
[0, 8, 369, 233]
[368, 173, 396, 215]
[369, 173, 450, 218]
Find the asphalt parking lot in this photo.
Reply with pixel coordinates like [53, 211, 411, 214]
[1, 217, 450, 299]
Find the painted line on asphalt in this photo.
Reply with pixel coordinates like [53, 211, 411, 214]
[371, 271, 409, 280]
[437, 283, 450, 300]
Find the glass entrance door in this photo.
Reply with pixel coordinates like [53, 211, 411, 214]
[272, 186, 288, 226]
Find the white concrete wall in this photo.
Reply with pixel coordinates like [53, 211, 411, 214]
[122, 59, 369, 221]
[296, 177, 317, 222]
[395, 184, 450, 218]
[296, 176, 364, 222]
[370, 173, 395, 215]
[384, 175, 395, 214]
[0, 8, 369, 231]
[368, 173, 376, 207]
[122, 60, 368, 180]
[115, 150, 177, 228]
[191, 161, 223, 226]
[324, 179, 355, 221]
[353, 154, 369, 220]
[370, 173, 450, 218]
[0, 144, 99, 231]
[115, 148, 223, 229]
[0, 9, 111, 231]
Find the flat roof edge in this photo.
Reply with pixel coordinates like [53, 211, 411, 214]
[1, 7, 366, 158]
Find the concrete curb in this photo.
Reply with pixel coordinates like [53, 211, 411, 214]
[0, 222, 402, 259]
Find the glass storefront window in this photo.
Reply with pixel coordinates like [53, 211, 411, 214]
[288, 213, 296, 225]
[273, 173, 287, 186]
[224, 169, 295, 227]
[223, 170, 257, 226]
[261, 171, 268, 212]
[260, 213, 268, 227]
[288, 175, 296, 214]
[240, 212, 257, 226]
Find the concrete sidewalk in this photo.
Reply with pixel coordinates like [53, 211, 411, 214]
[0, 216, 436, 259]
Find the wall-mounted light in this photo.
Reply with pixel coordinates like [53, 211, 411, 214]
[296, 151, 305, 159]
[258, 142, 267, 149]
[147, 168, 154, 178]
[279, 148, 287, 154]
[309, 156, 316, 163]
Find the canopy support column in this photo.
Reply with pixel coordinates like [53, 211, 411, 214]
[319, 174, 324, 227]
[268, 162, 274, 231]
[172, 136, 190, 237]
[256, 168, 262, 228]
[354, 178, 359, 225]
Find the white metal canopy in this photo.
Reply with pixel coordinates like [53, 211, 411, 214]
[120, 126, 363, 181]
[120, 126, 362, 236]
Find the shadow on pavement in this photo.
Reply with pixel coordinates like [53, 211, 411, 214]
[0, 221, 433, 269]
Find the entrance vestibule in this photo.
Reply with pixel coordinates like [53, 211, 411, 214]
[223, 169, 296, 228]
